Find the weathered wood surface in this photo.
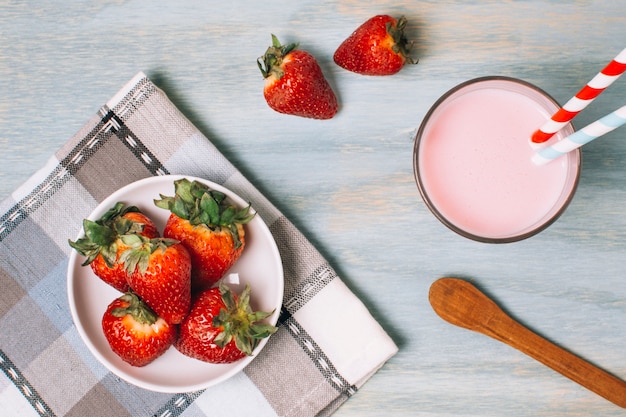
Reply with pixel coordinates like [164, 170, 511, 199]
[2, 1, 625, 415]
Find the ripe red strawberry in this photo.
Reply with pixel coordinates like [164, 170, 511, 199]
[69, 203, 159, 292]
[119, 235, 192, 324]
[258, 35, 338, 119]
[154, 178, 255, 291]
[102, 292, 176, 367]
[175, 283, 277, 364]
[333, 15, 416, 76]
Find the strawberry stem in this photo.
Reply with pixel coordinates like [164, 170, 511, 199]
[212, 283, 277, 356]
[154, 178, 255, 249]
[111, 292, 159, 325]
[99, 202, 147, 235]
[257, 34, 299, 79]
[69, 203, 153, 267]
[387, 16, 417, 65]
[118, 235, 180, 275]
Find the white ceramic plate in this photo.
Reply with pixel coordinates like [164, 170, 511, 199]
[67, 175, 284, 393]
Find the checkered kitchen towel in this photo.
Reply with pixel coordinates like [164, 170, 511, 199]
[0, 72, 397, 417]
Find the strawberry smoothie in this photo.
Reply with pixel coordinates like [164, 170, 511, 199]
[414, 77, 581, 242]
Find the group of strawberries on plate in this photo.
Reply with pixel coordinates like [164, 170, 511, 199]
[259, 14, 417, 120]
[69, 178, 277, 367]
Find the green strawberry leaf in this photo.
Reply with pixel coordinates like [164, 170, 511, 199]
[211, 283, 278, 355]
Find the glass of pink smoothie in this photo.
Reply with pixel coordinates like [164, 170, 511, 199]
[413, 77, 581, 243]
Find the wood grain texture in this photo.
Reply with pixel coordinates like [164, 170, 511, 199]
[1, 1, 626, 415]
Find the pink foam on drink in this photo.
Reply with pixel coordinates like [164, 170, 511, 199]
[414, 77, 580, 242]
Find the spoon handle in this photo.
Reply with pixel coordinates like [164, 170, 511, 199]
[429, 278, 626, 408]
[496, 311, 626, 408]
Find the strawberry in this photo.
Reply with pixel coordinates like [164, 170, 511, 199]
[69, 203, 159, 292]
[154, 178, 255, 291]
[258, 34, 338, 119]
[333, 15, 416, 76]
[119, 235, 192, 324]
[102, 292, 176, 367]
[175, 282, 277, 364]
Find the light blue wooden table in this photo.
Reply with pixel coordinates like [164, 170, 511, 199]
[2, 1, 626, 415]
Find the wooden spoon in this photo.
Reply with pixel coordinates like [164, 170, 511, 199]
[429, 277, 626, 408]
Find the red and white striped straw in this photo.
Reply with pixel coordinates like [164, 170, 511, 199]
[531, 47, 626, 144]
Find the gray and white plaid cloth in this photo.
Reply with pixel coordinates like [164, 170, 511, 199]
[0, 72, 397, 417]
